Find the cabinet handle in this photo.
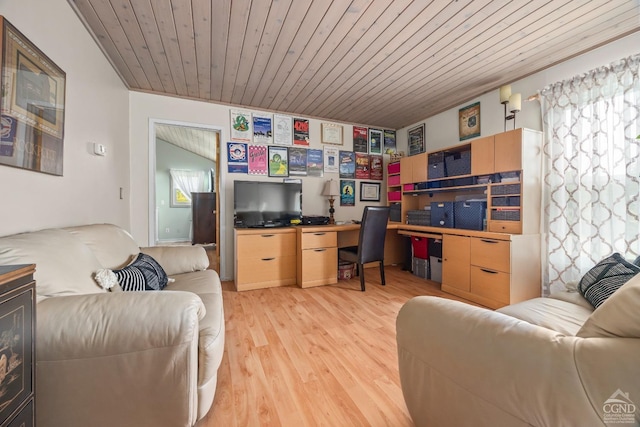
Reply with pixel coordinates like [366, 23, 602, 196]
[313, 232, 326, 236]
[480, 239, 498, 244]
[261, 234, 275, 237]
[314, 249, 326, 252]
[261, 257, 275, 261]
[480, 268, 498, 274]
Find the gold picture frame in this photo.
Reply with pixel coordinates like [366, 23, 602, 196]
[321, 122, 343, 145]
[0, 17, 66, 175]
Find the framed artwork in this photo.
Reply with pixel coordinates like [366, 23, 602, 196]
[227, 142, 248, 173]
[355, 153, 370, 179]
[252, 112, 273, 144]
[353, 126, 368, 153]
[359, 182, 381, 202]
[273, 114, 293, 145]
[230, 109, 251, 141]
[383, 129, 396, 154]
[323, 146, 339, 174]
[0, 17, 66, 176]
[321, 122, 343, 145]
[268, 145, 289, 177]
[338, 150, 355, 179]
[459, 102, 480, 140]
[408, 123, 425, 156]
[288, 146, 307, 176]
[340, 180, 355, 206]
[171, 177, 190, 207]
[293, 118, 309, 145]
[369, 128, 383, 154]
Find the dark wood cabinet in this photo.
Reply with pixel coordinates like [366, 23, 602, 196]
[192, 192, 216, 245]
[0, 265, 35, 427]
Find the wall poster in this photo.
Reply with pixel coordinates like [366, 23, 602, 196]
[293, 118, 310, 146]
[340, 180, 355, 206]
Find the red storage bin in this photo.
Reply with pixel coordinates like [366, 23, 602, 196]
[403, 183, 415, 191]
[411, 236, 428, 259]
[388, 191, 401, 201]
[388, 175, 401, 186]
[388, 162, 400, 174]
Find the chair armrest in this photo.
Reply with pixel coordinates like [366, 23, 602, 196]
[140, 245, 209, 275]
[396, 297, 602, 427]
[37, 291, 205, 360]
[36, 291, 206, 427]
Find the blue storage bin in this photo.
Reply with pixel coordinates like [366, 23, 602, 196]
[445, 150, 471, 177]
[454, 201, 486, 231]
[428, 152, 446, 179]
[430, 202, 454, 228]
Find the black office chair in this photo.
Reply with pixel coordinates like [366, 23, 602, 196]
[338, 206, 390, 291]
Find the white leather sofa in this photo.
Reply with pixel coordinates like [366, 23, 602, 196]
[396, 276, 640, 426]
[0, 224, 224, 427]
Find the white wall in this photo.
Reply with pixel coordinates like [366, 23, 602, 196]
[129, 92, 386, 280]
[397, 32, 640, 153]
[0, 0, 130, 236]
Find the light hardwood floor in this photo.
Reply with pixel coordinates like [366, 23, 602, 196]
[198, 265, 478, 427]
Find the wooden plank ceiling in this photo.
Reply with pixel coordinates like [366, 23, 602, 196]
[155, 124, 218, 161]
[69, 0, 640, 130]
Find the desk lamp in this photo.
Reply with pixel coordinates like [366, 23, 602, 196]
[322, 179, 340, 224]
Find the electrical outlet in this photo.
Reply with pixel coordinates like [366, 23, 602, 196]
[165, 228, 170, 233]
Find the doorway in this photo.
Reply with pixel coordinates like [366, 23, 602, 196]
[148, 119, 221, 273]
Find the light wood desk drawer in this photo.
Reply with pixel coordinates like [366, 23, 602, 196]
[470, 238, 510, 272]
[300, 231, 337, 249]
[237, 232, 296, 257]
[470, 266, 510, 305]
[488, 220, 521, 234]
[300, 247, 338, 287]
[236, 255, 296, 287]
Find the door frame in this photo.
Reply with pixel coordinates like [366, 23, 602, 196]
[148, 118, 222, 273]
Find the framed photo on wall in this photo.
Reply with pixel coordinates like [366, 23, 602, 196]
[359, 182, 380, 202]
[408, 124, 425, 156]
[268, 145, 289, 177]
[459, 102, 480, 140]
[171, 177, 191, 207]
[0, 17, 66, 176]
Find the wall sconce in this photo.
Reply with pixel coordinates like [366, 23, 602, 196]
[321, 179, 340, 224]
[499, 85, 521, 131]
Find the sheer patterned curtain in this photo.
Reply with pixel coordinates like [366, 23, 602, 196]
[540, 54, 640, 294]
[169, 169, 207, 203]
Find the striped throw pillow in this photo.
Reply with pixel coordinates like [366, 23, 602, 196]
[578, 253, 640, 308]
[113, 253, 168, 291]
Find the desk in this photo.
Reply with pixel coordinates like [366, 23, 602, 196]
[296, 224, 405, 288]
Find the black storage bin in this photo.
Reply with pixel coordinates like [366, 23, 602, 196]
[454, 201, 486, 231]
[430, 202, 454, 228]
[390, 203, 402, 222]
[428, 152, 446, 179]
[428, 238, 442, 258]
[445, 150, 471, 177]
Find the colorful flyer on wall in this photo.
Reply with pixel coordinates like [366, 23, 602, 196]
[355, 153, 370, 179]
[339, 151, 355, 179]
[324, 146, 339, 174]
[369, 128, 383, 154]
[273, 114, 293, 145]
[353, 126, 368, 153]
[289, 147, 308, 176]
[370, 155, 383, 180]
[230, 110, 252, 142]
[307, 149, 323, 177]
[293, 118, 310, 146]
[268, 145, 289, 177]
[252, 112, 273, 144]
[227, 142, 248, 173]
[340, 180, 356, 206]
[384, 129, 396, 154]
[248, 144, 267, 175]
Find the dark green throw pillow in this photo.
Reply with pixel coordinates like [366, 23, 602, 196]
[578, 253, 640, 308]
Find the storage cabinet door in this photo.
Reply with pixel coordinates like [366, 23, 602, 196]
[411, 152, 428, 182]
[400, 156, 412, 184]
[494, 128, 522, 172]
[442, 234, 470, 291]
[471, 136, 495, 175]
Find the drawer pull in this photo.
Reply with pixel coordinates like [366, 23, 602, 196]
[261, 257, 275, 261]
[480, 268, 498, 274]
[261, 234, 275, 238]
[313, 249, 326, 252]
[480, 239, 498, 244]
[313, 232, 326, 236]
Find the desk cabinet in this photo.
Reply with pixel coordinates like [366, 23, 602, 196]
[442, 234, 470, 292]
[234, 228, 297, 291]
[297, 231, 338, 288]
[0, 265, 35, 427]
